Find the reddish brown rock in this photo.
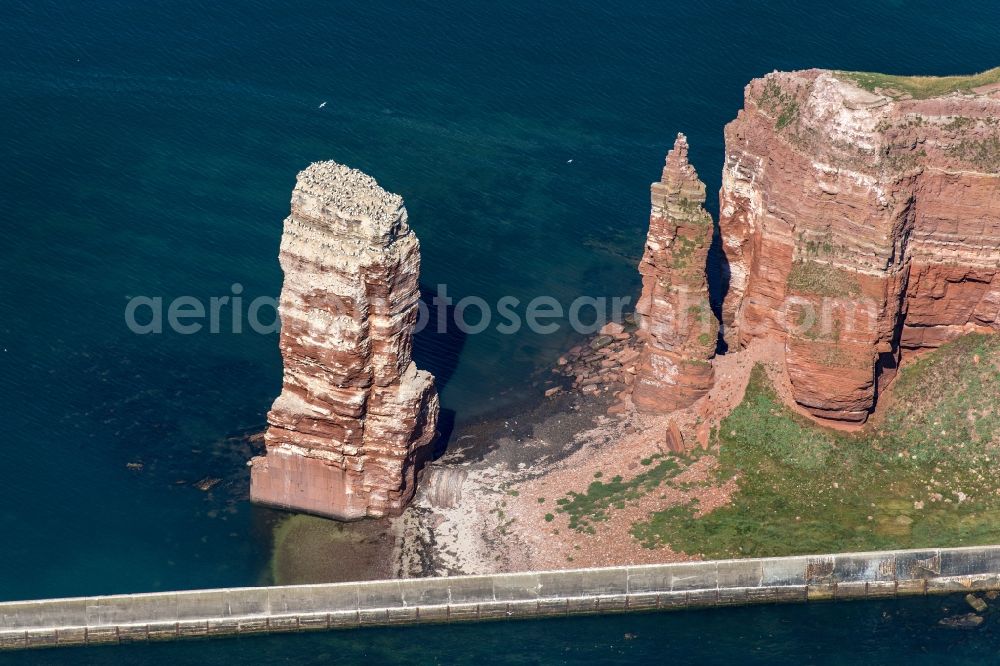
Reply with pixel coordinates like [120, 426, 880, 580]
[720, 69, 1000, 422]
[665, 420, 685, 453]
[618, 348, 641, 366]
[633, 134, 718, 413]
[695, 421, 711, 449]
[249, 162, 439, 520]
[600, 322, 625, 336]
[607, 401, 627, 416]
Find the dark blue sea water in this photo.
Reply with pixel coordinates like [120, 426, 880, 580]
[4, 595, 1000, 665]
[1, 0, 998, 658]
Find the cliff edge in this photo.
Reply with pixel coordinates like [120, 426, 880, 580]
[720, 68, 1000, 422]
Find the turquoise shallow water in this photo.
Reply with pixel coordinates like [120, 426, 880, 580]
[0, 0, 998, 653]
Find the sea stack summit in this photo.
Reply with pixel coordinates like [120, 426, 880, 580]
[250, 161, 439, 520]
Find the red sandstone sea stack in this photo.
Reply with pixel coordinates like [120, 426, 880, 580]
[633, 133, 717, 413]
[720, 69, 1000, 422]
[250, 162, 439, 520]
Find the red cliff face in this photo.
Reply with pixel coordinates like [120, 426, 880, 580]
[720, 69, 1000, 422]
[250, 162, 439, 520]
[633, 134, 717, 413]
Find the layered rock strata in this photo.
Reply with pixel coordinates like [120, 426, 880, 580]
[720, 69, 1000, 422]
[250, 162, 439, 520]
[633, 134, 718, 413]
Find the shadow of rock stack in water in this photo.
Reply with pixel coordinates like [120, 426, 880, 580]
[411, 284, 466, 457]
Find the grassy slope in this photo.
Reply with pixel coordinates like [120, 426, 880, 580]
[837, 67, 1000, 99]
[554, 455, 681, 533]
[631, 333, 1000, 558]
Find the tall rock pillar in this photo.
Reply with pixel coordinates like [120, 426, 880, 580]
[633, 134, 717, 413]
[250, 161, 439, 520]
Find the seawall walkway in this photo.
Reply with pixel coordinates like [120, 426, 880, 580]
[3, 545, 1000, 651]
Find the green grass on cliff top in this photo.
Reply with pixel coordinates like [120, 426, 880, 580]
[627, 333, 1000, 558]
[838, 66, 1000, 99]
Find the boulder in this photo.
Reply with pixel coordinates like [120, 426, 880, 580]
[665, 419, 685, 453]
[966, 594, 989, 613]
[939, 613, 984, 629]
[600, 322, 625, 337]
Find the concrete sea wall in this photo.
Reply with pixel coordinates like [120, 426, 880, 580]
[4, 545, 1000, 651]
